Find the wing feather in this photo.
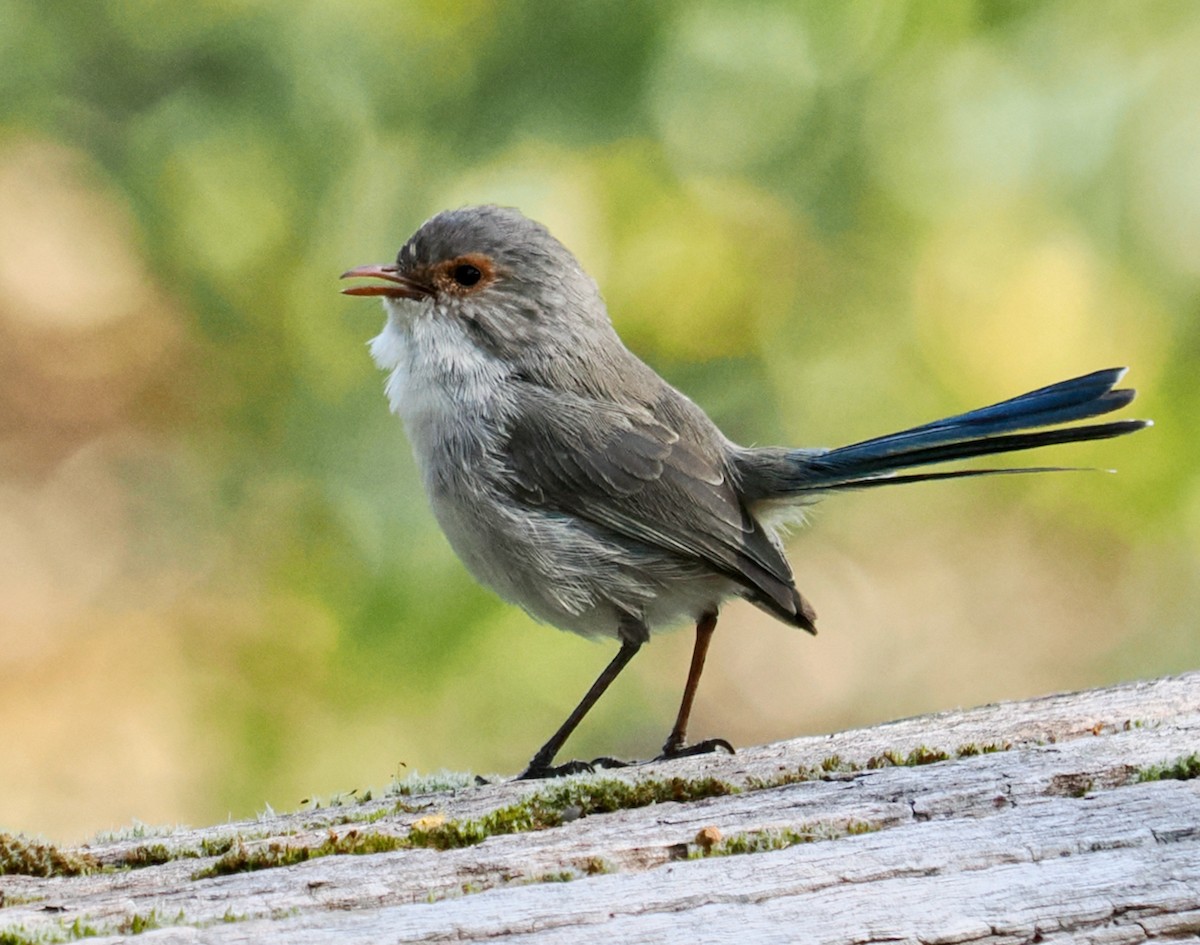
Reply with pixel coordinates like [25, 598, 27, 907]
[502, 382, 815, 630]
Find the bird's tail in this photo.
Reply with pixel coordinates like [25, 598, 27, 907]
[738, 367, 1150, 496]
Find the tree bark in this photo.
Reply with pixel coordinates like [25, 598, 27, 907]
[3, 672, 1199, 944]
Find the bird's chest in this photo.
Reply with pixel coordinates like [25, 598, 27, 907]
[370, 315, 510, 496]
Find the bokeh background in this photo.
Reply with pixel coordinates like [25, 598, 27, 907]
[2, 0, 1197, 843]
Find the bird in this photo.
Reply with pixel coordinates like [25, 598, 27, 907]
[341, 204, 1149, 779]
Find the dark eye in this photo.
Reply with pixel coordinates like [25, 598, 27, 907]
[452, 263, 482, 286]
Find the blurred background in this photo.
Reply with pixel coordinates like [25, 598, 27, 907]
[1, 0, 1196, 843]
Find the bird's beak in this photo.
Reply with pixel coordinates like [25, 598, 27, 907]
[340, 264, 432, 299]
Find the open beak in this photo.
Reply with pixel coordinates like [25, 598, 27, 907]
[340, 264, 432, 299]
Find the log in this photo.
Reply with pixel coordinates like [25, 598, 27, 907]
[2, 672, 1199, 944]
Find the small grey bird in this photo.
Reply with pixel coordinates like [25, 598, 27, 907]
[342, 205, 1148, 779]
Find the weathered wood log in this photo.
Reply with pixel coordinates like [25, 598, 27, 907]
[2, 672, 1198, 944]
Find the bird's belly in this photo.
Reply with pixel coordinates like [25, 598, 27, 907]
[376, 321, 737, 638]
[428, 478, 737, 639]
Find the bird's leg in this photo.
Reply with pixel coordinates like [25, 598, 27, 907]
[518, 635, 643, 780]
[658, 610, 734, 760]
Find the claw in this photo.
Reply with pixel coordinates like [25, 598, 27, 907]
[517, 759, 595, 780]
[590, 756, 636, 770]
[656, 738, 736, 761]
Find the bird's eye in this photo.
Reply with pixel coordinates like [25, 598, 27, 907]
[452, 263, 482, 287]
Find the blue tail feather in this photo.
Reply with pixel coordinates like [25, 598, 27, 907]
[764, 368, 1149, 494]
[829, 367, 1131, 465]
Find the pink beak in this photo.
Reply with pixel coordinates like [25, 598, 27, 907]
[340, 264, 431, 299]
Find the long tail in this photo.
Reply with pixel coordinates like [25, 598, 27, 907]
[742, 367, 1150, 495]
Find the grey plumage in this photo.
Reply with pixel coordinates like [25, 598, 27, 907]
[342, 204, 1148, 777]
[358, 205, 815, 641]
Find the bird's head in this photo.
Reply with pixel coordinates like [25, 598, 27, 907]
[341, 205, 607, 348]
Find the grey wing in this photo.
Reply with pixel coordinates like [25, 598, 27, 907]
[502, 383, 817, 632]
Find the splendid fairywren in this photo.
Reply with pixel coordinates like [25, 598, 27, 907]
[342, 205, 1149, 779]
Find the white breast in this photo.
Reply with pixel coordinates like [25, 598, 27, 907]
[366, 301, 735, 639]
[369, 302, 509, 465]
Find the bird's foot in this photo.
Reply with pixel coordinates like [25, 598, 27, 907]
[589, 755, 637, 770]
[517, 740, 732, 779]
[656, 737, 736, 762]
[516, 759, 595, 780]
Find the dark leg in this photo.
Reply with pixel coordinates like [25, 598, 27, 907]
[659, 610, 734, 759]
[518, 637, 642, 779]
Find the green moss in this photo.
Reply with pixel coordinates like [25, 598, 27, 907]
[533, 871, 575, 883]
[2, 903, 234, 942]
[387, 770, 478, 797]
[748, 742, 1015, 791]
[193, 829, 405, 879]
[747, 741, 1013, 789]
[866, 745, 951, 768]
[0, 835, 98, 878]
[408, 819, 490, 849]
[116, 844, 173, 869]
[90, 823, 171, 845]
[582, 856, 611, 875]
[746, 755, 863, 790]
[301, 787, 377, 811]
[115, 910, 177, 935]
[955, 741, 1012, 757]
[0, 893, 45, 910]
[692, 820, 877, 858]
[0, 917, 102, 944]
[212, 775, 733, 867]
[319, 800, 415, 829]
[1136, 753, 1200, 783]
[198, 837, 236, 858]
[0, 831, 241, 879]
[699, 828, 806, 856]
[905, 745, 951, 765]
[409, 776, 737, 851]
[99, 835, 240, 870]
[67, 918, 98, 940]
[197, 746, 997, 882]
